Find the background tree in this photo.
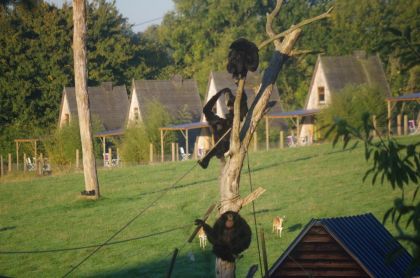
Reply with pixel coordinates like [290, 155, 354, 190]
[327, 114, 420, 275]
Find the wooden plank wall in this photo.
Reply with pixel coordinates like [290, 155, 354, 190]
[272, 225, 370, 277]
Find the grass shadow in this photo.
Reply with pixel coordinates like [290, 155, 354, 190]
[0, 226, 16, 232]
[287, 223, 303, 232]
[87, 251, 215, 278]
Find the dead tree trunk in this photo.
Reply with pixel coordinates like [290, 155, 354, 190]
[73, 0, 100, 199]
[215, 1, 332, 277]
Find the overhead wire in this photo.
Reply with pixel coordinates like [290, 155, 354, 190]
[246, 152, 264, 278]
[0, 225, 190, 255]
[62, 162, 199, 277]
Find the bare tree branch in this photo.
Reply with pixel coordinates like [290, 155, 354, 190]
[265, 0, 283, 50]
[258, 6, 334, 50]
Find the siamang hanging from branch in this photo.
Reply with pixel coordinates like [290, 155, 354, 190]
[198, 88, 248, 169]
[195, 211, 252, 262]
[227, 38, 259, 82]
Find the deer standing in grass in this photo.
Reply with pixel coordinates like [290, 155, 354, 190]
[272, 216, 285, 237]
[198, 227, 207, 249]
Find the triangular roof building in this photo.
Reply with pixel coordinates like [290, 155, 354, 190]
[268, 213, 419, 277]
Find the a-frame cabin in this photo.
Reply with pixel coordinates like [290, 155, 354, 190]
[268, 213, 419, 277]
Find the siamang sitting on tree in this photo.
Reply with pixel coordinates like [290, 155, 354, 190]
[198, 88, 248, 169]
[195, 211, 252, 262]
[227, 38, 259, 82]
[198, 38, 259, 169]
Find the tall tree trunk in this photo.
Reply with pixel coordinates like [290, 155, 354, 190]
[73, 0, 100, 199]
[215, 1, 332, 276]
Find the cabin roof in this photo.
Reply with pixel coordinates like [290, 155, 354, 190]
[319, 53, 391, 96]
[269, 213, 420, 277]
[62, 82, 129, 131]
[132, 75, 202, 123]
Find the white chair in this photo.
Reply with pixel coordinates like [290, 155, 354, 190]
[180, 147, 190, 161]
[408, 120, 416, 134]
[103, 153, 111, 167]
[26, 157, 36, 171]
[286, 136, 297, 147]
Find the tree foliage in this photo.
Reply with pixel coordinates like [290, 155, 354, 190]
[1, 0, 418, 155]
[0, 0, 170, 155]
[327, 114, 420, 275]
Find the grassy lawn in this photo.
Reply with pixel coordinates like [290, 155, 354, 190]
[0, 135, 419, 277]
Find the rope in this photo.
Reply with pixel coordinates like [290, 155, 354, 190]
[62, 162, 199, 277]
[246, 153, 264, 278]
[246, 152, 311, 278]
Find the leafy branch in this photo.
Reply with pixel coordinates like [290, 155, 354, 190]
[326, 112, 420, 274]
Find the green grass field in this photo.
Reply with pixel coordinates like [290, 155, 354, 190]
[1, 135, 419, 277]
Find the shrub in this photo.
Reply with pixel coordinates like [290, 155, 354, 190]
[119, 101, 176, 163]
[317, 84, 387, 139]
[44, 117, 102, 169]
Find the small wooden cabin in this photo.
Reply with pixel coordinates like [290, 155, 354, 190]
[127, 75, 202, 125]
[299, 51, 391, 141]
[58, 82, 129, 132]
[268, 213, 419, 277]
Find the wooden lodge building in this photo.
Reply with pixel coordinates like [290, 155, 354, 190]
[298, 51, 391, 143]
[58, 82, 129, 132]
[268, 213, 419, 277]
[127, 75, 202, 125]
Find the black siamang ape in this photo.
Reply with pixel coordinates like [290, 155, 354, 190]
[198, 88, 248, 169]
[195, 211, 252, 262]
[227, 38, 259, 81]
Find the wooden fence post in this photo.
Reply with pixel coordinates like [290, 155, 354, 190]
[171, 143, 175, 162]
[108, 147, 112, 166]
[23, 153, 27, 173]
[279, 131, 284, 149]
[149, 143, 154, 163]
[76, 149, 80, 169]
[260, 228, 269, 278]
[397, 114, 402, 136]
[404, 115, 408, 135]
[38, 153, 43, 175]
[8, 153, 11, 172]
[1, 155, 4, 177]
[372, 115, 377, 138]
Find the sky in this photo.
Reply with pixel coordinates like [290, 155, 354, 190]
[46, 0, 175, 32]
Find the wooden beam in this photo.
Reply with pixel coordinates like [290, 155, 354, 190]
[186, 129, 189, 155]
